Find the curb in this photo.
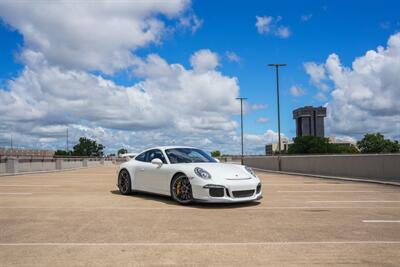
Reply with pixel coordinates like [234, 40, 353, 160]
[253, 168, 400, 187]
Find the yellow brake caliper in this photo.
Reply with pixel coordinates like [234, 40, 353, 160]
[176, 180, 182, 195]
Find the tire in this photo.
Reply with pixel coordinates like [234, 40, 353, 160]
[118, 169, 132, 195]
[171, 173, 193, 204]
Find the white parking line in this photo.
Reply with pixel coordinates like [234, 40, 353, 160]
[279, 191, 376, 193]
[0, 193, 32, 195]
[362, 220, 400, 223]
[265, 184, 352, 186]
[0, 206, 399, 210]
[307, 200, 400, 203]
[0, 241, 399, 246]
[0, 185, 59, 187]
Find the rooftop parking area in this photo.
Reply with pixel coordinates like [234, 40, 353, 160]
[1, 166, 400, 266]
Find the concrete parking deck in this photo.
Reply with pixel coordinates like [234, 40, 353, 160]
[1, 166, 399, 266]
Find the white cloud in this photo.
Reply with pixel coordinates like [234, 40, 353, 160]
[0, 49, 269, 153]
[276, 26, 291, 38]
[290, 85, 306, 97]
[255, 16, 291, 38]
[1, 50, 239, 133]
[303, 62, 329, 90]
[255, 16, 273, 34]
[314, 92, 327, 101]
[225, 51, 241, 63]
[256, 117, 270, 123]
[304, 32, 400, 139]
[0, 1, 284, 155]
[190, 49, 220, 72]
[179, 14, 203, 33]
[301, 14, 312, 22]
[252, 104, 267, 110]
[243, 130, 285, 153]
[0, 0, 191, 74]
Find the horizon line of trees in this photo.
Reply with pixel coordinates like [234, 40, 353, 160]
[55, 137, 104, 157]
[286, 132, 399, 155]
[56, 132, 399, 157]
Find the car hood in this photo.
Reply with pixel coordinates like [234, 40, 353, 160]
[178, 163, 253, 181]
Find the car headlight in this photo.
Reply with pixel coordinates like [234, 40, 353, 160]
[194, 167, 212, 179]
[245, 166, 257, 177]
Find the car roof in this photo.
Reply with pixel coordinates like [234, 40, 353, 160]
[136, 146, 197, 155]
[149, 146, 196, 150]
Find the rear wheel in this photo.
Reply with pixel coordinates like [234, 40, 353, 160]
[171, 174, 193, 204]
[118, 169, 132, 195]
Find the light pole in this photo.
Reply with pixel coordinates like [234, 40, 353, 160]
[236, 97, 247, 165]
[66, 128, 69, 153]
[268, 64, 286, 154]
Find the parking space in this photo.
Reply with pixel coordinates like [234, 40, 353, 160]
[1, 166, 399, 266]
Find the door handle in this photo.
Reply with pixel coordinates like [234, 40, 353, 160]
[139, 168, 145, 171]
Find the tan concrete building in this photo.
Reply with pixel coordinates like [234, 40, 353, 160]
[265, 137, 290, 155]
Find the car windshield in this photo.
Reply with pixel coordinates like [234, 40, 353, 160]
[165, 148, 217, 164]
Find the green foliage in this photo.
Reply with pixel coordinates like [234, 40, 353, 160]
[288, 136, 332, 154]
[118, 148, 128, 155]
[288, 136, 359, 154]
[334, 144, 359, 154]
[73, 137, 104, 156]
[54, 150, 72, 156]
[211, 150, 221, 157]
[357, 133, 400, 153]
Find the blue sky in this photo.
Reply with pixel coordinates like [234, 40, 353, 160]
[0, 0, 399, 153]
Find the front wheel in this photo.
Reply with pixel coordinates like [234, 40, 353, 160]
[118, 169, 132, 195]
[171, 174, 193, 204]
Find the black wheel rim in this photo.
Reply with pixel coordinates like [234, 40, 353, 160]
[119, 171, 129, 193]
[172, 176, 192, 203]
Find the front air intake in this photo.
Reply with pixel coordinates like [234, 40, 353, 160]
[232, 190, 255, 198]
[209, 188, 224, 197]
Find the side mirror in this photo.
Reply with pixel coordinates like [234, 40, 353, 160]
[151, 158, 163, 167]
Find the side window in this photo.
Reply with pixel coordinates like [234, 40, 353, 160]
[135, 152, 147, 162]
[147, 149, 167, 164]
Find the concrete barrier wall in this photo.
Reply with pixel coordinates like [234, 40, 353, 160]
[87, 160, 101, 167]
[0, 157, 112, 175]
[0, 162, 6, 174]
[18, 160, 57, 172]
[243, 156, 280, 171]
[244, 154, 400, 182]
[62, 159, 84, 169]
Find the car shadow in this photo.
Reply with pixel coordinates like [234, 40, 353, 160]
[110, 190, 261, 209]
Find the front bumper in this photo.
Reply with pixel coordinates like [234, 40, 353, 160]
[191, 178, 262, 203]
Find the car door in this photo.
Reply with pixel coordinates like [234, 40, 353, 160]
[131, 151, 150, 191]
[140, 149, 170, 195]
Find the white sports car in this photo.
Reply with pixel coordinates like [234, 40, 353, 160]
[116, 146, 262, 204]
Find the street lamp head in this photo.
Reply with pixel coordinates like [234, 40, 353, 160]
[236, 97, 248, 100]
[268, 63, 287, 67]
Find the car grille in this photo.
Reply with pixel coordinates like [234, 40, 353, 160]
[232, 189, 255, 198]
[209, 187, 224, 197]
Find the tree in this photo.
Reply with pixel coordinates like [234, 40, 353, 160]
[118, 148, 128, 155]
[211, 150, 221, 157]
[287, 136, 362, 155]
[73, 137, 104, 156]
[288, 136, 341, 154]
[334, 144, 359, 154]
[357, 133, 400, 153]
[54, 150, 71, 156]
